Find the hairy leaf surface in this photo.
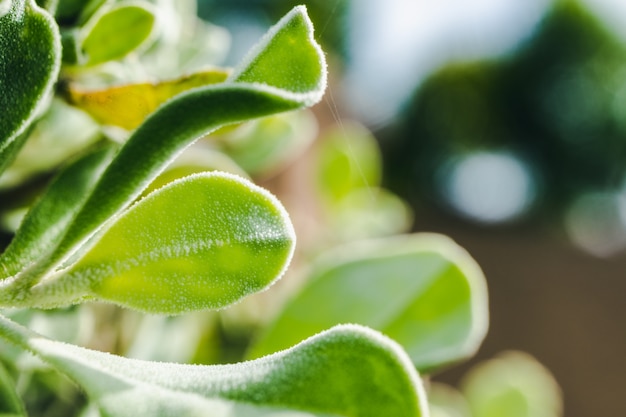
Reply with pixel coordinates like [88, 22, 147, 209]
[0, 145, 116, 280]
[36, 5, 326, 282]
[0, 316, 428, 417]
[0, 0, 60, 174]
[33, 172, 295, 314]
[248, 234, 488, 372]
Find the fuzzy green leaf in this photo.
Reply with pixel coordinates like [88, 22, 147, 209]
[0, 145, 116, 280]
[228, 5, 326, 96]
[80, 2, 156, 65]
[0, 315, 428, 417]
[0, 0, 61, 174]
[35, 5, 326, 284]
[248, 234, 489, 372]
[32, 172, 295, 314]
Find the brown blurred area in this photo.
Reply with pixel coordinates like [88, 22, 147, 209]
[417, 210, 626, 417]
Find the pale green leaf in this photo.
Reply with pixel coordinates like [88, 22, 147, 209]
[215, 109, 318, 177]
[315, 122, 382, 203]
[0, 0, 61, 174]
[428, 383, 471, 417]
[461, 351, 563, 417]
[0, 315, 428, 417]
[30, 172, 295, 314]
[80, 2, 157, 65]
[35, 5, 326, 284]
[0, 98, 101, 189]
[248, 233, 489, 372]
[0, 145, 116, 281]
[0, 362, 25, 417]
[328, 187, 413, 241]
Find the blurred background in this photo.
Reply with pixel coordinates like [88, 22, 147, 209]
[196, 0, 626, 415]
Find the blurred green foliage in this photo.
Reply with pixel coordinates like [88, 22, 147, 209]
[384, 1, 626, 220]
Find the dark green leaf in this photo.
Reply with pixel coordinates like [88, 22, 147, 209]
[0, 0, 61, 174]
[0, 362, 25, 417]
[0, 144, 116, 280]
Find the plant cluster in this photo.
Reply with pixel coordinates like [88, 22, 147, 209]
[0, 1, 561, 416]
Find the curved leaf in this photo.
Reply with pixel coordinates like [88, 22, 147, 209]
[247, 233, 489, 372]
[0, 0, 61, 173]
[36, 5, 326, 283]
[228, 5, 326, 97]
[0, 144, 116, 281]
[29, 172, 295, 314]
[0, 315, 428, 417]
[80, 2, 157, 65]
[461, 351, 562, 417]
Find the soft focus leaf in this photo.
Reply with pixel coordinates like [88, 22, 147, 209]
[0, 0, 61, 174]
[428, 383, 471, 417]
[0, 98, 101, 189]
[31, 172, 295, 314]
[248, 233, 488, 372]
[461, 351, 563, 417]
[0, 316, 428, 417]
[316, 122, 382, 203]
[329, 187, 413, 241]
[0, 362, 25, 417]
[0, 145, 116, 281]
[65, 69, 229, 130]
[80, 2, 156, 65]
[215, 109, 318, 177]
[36, 5, 326, 283]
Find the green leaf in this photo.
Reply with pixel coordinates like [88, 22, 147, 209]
[247, 233, 489, 372]
[80, 2, 157, 65]
[0, 315, 428, 417]
[29, 172, 295, 314]
[461, 351, 563, 417]
[229, 5, 326, 96]
[0, 144, 116, 280]
[0, 362, 25, 417]
[35, 5, 326, 284]
[0, 0, 61, 174]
